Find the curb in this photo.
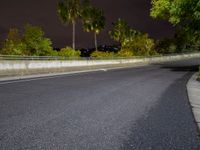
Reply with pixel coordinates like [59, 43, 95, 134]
[187, 73, 200, 129]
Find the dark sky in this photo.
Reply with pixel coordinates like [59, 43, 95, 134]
[0, 0, 174, 48]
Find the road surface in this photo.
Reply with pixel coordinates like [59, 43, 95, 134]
[0, 58, 200, 150]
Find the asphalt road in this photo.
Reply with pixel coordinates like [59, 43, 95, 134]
[1, 58, 200, 150]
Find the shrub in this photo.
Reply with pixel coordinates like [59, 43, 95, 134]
[35, 38, 54, 56]
[91, 51, 115, 58]
[1, 40, 27, 55]
[59, 47, 81, 57]
[156, 38, 177, 54]
[117, 48, 134, 57]
[1, 25, 54, 56]
[49, 50, 59, 56]
[23, 24, 53, 56]
[1, 28, 27, 55]
[123, 33, 157, 56]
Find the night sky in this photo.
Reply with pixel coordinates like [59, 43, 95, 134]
[0, 0, 174, 48]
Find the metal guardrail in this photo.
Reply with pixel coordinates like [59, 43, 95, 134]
[0, 55, 157, 60]
[0, 55, 83, 61]
[0, 51, 199, 61]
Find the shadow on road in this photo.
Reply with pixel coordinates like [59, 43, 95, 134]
[160, 65, 199, 72]
[121, 72, 200, 150]
[152, 58, 200, 72]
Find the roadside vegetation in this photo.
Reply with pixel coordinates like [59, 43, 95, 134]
[81, 1, 105, 51]
[0, 24, 81, 57]
[198, 67, 200, 81]
[59, 47, 81, 58]
[0, 24, 54, 56]
[0, 0, 200, 58]
[58, 0, 80, 50]
[151, 0, 200, 53]
[151, 0, 200, 78]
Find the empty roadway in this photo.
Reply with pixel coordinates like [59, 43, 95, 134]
[0, 58, 200, 150]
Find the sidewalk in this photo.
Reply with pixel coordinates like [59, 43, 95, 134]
[187, 73, 200, 129]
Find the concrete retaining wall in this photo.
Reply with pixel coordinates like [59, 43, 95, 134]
[0, 53, 200, 77]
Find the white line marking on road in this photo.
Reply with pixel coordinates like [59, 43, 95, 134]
[0, 69, 109, 85]
[100, 69, 107, 71]
[0, 65, 147, 85]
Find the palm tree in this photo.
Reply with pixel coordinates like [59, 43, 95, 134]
[81, 1, 105, 50]
[58, 0, 80, 49]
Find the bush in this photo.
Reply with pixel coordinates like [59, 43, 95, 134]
[1, 25, 54, 56]
[156, 38, 178, 54]
[1, 28, 27, 55]
[91, 51, 115, 58]
[117, 48, 134, 57]
[24, 24, 53, 56]
[1, 40, 27, 55]
[49, 50, 59, 56]
[35, 38, 55, 56]
[59, 47, 81, 57]
[123, 33, 157, 56]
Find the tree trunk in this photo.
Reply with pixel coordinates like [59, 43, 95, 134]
[72, 21, 76, 49]
[94, 32, 98, 51]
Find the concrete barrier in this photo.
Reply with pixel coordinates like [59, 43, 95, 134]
[0, 53, 200, 77]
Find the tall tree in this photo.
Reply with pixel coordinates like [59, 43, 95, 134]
[150, 0, 200, 44]
[58, 0, 80, 49]
[81, 0, 105, 50]
[109, 18, 131, 47]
